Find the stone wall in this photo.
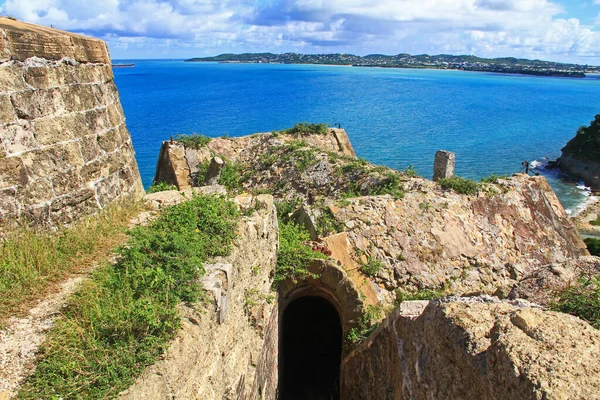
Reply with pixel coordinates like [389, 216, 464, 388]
[0, 18, 143, 230]
[120, 193, 279, 399]
[341, 297, 600, 400]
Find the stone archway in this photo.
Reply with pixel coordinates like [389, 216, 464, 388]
[277, 260, 364, 399]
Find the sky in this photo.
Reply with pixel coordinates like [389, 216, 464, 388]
[2, 0, 600, 64]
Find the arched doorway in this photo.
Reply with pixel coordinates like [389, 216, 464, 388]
[281, 296, 342, 400]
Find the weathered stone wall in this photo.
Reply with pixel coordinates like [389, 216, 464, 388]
[341, 297, 600, 400]
[0, 18, 143, 230]
[154, 128, 356, 190]
[120, 193, 279, 400]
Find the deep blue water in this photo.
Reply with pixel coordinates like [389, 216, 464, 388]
[113, 60, 600, 214]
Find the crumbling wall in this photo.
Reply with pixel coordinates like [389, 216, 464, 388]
[341, 297, 600, 400]
[0, 18, 143, 230]
[120, 193, 279, 399]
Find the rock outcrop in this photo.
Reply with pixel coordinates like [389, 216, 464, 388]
[0, 18, 143, 230]
[557, 114, 600, 189]
[342, 296, 600, 400]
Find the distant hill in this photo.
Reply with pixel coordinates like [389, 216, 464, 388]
[185, 52, 600, 77]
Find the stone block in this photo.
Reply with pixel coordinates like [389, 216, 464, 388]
[0, 156, 27, 188]
[22, 142, 83, 179]
[76, 64, 112, 84]
[79, 134, 102, 163]
[21, 202, 51, 227]
[84, 108, 111, 135]
[0, 121, 38, 155]
[0, 66, 26, 91]
[32, 113, 89, 145]
[0, 187, 19, 221]
[92, 81, 119, 106]
[17, 177, 54, 205]
[52, 168, 83, 197]
[11, 88, 64, 120]
[106, 103, 124, 126]
[50, 188, 98, 225]
[95, 173, 121, 207]
[433, 150, 455, 181]
[25, 65, 76, 89]
[61, 85, 97, 113]
[79, 159, 105, 182]
[0, 94, 15, 124]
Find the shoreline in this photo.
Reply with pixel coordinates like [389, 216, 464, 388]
[572, 194, 600, 237]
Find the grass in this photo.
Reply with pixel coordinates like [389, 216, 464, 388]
[590, 215, 600, 227]
[0, 200, 142, 323]
[282, 122, 329, 136]
[147, 181, 178, 193]
[551, 275, 600, 329]
[174, 133, 212, 149]
[438, 176, 480, 195]
[17, 195, 240, 399]
[480, 174, 508, 183]
[273, 221, 327, 285]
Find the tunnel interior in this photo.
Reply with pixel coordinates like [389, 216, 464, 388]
[281, 296, 342, 400]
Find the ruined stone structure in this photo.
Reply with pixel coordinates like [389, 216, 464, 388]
[342, 297, 600, 399]
[432, 149, 455, 181]
[0, 18, 143, 230]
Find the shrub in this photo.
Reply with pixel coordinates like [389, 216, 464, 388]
[219, 161, 244, 194]
[346, 305, 384, 344]
[274, 221, 327, 285]
[283, 122, 329, 135]
[480, 174, 508, 183]
[438, 176, 480, 195]
[395, 288, 446, 304]
[147, 181, 177, 193]
[551, 275, 600, 329]
[18, 195, 240, 399]
[174, 133, 212, 149]
[360, 256, 383, 277]
[403, 164, 419, 178]
[590, 215, 600, 227]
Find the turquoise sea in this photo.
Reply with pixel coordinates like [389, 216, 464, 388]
[113, 60, 600, 214]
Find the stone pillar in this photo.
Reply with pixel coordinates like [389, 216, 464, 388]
[433, 150, 455, 181]
[205, 156, 224, 185]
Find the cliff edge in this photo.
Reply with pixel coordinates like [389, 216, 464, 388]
[558, 114, 600, 189]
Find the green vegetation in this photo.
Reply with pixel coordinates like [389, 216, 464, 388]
[585, 238, 600, 256]
[174, 133, 212, 149]
[438, 176, 480, 195]
[403, 164, 419, 178]
[147, 181, 178, 193]
[480, 174, 508, 184]
[561, 114, 600, 162]
[0, 200, 141, 322]
[315, 206, 344, 237]
[360, 256, 383, 277]
[273, 221, 327, 285]
[395, 288, 446, 304]
[346, 304, 384, 344]
[18, 195, 240, 399]
[282, 122, 328, 136]
[552, 275, 600, 329]
[590, 215, 600, 227]
[219, 161, 244, 194]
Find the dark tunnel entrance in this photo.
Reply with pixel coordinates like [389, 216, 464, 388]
[281, 296, 342, 400]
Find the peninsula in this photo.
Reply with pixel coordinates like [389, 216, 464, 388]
[185, 52, 600, 77]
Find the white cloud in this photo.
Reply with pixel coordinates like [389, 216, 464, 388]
[3, 0, 600, 63]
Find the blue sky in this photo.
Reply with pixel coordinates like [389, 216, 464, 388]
[3, 0, 600, 64]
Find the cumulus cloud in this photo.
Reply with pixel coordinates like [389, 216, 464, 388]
[2, 0, 600, 63]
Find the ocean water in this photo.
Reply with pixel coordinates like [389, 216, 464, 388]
[113, 60, 600, 214]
